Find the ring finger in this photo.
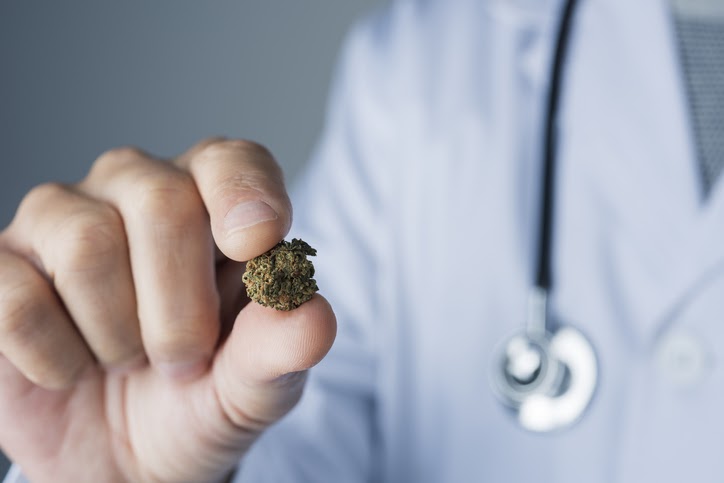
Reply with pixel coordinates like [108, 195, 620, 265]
[7, 183, 142, 371]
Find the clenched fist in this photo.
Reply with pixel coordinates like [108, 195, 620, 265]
[0, 139, 337, 482]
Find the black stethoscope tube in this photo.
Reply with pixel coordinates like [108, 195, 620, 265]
[491, 0, 598, 433]
[536, 0, 579, 292]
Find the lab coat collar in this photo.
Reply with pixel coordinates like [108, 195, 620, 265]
[560, 0, 724, 343]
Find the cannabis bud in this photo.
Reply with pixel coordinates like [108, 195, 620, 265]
[242, 238, 319, 311]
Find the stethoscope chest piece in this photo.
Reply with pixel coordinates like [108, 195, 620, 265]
[486, 0, 596, 433]
[491, 324, 598, 433]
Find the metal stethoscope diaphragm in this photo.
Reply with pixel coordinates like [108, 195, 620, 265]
[489, 0, 598, 433]
[491, 290, 597, 432]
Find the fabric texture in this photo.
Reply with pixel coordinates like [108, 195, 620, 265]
[672, 9, 724, 194]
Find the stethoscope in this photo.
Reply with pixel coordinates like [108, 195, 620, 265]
[489, 0, 598, 433]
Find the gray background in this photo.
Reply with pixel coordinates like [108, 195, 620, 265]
[0, 0, 383, 476]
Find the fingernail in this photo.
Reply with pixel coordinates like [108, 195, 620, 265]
[224, 200, 278, 232]
[156, 359, 208, 382]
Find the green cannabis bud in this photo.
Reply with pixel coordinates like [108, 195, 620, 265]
[242, 238, 319, 311]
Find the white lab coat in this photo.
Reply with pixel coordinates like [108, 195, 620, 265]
[5, 0, 723, 482]
[239, 0, 724, 482]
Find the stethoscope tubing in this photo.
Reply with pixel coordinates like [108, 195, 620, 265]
[490, 0, 598, 433]
[535, 0, 579, 295]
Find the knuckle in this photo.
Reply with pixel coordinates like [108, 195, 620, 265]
[0, 253, 88, 390]
[146, 316, 218, 360]
[134, 170, 203, 222]
[31, 365, 82, 391]
[191, 136, 228, 153]
[53, 206, 125, 273]
[149, 332, 202, 361]
[216, 388, 272, 433]
[0, 266, 44, 339]
[204, 139, 272, 159]
[85, 146, 149, 184]
[196, 139, 281, 175]
[215, 372, 307, 432]
[214, 171, 272, 201]
[16, 182, 68, 218]
[95, 146, 146, 171]
[101, 347, 145, 370]
[150, 332, 193, 358]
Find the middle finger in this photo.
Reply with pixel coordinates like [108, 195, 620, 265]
[81, 148, 220, 380]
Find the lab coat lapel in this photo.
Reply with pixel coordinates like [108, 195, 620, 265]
[560, 0, 712, 342]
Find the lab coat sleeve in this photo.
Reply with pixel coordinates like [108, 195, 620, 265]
[234, 8, 398, 483]
[2, 465, 28, 483]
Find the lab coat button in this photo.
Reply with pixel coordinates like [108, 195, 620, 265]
[654, 332, 710, 387]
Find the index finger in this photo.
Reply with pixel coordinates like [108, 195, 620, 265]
[176, 139, 293, 262]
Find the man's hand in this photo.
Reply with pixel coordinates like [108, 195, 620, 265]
[0, 139, 337, 482]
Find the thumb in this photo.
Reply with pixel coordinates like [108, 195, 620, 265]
[212, 293, 337, 435]
[177, 138, 293, 262]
